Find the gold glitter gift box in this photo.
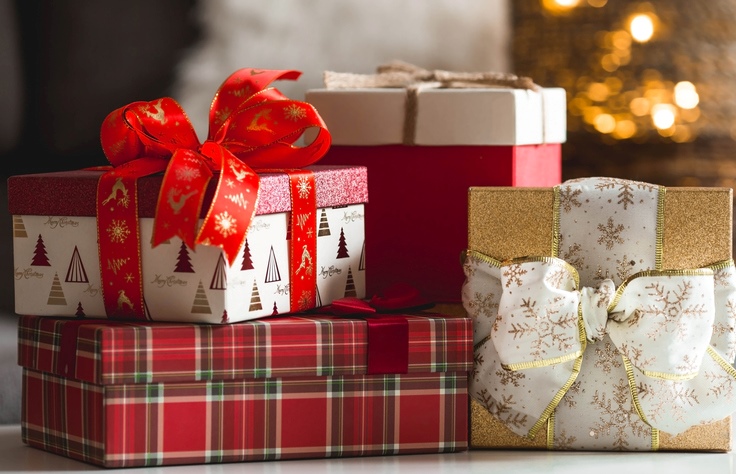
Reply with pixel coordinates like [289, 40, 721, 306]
[462, 178, 736, 451]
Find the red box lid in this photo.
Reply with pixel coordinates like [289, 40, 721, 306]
[7, 165, 368, 218]
[17, 313, 472, 385]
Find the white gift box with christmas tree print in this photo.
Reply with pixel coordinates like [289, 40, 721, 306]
[8, 166, 368, 324]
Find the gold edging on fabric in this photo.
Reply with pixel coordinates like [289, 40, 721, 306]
[623, 355, 654, 430]
[502, 350, 583, 371]
[552, 185, 560, 257]
[640, 369, 699, 381]
[651, 428, 660, 451]
[656, 186, 665, 271]
[708, 259, 736, 272]
[464, 249, 502, 268]
[547, 410, 556, 450]
[607, 268, 714, 312]
[526, 307, 587, 440]
[707, 346, 736, 378]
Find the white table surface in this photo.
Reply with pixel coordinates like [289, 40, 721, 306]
[1, 424, 735, 473]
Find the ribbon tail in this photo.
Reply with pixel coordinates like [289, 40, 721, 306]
[196, 143, 259, 266]
[153, 148, 213, 249]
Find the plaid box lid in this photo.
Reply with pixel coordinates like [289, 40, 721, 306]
[18, 313, 472, 385]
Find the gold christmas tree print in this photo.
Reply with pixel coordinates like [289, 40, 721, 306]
[264, 246, 281, 283]
[65, 246, 89, 283]
[210, 254, 227, 290]
[336, 228, 349, 259]
[344, 267, 357, 297]
[31, 234, 50, 266]
[249, 279, 262, 312]
[317, 209, 331, 237]
[13, 216, 27, 238]
[190, 280, 212, 314]
[174, 241, 195, 272]
[47, 272, 67, 306]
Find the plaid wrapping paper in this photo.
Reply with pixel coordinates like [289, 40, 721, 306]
[22, 369, 468, 467]
[18, 312, 472, 467]
[18, 314, 472, 384]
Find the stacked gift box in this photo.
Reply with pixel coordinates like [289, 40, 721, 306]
[9, 62, 736, 468]
[7, 68, 474, 467]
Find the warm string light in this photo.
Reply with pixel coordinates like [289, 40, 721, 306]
[539, 0, 700, 143]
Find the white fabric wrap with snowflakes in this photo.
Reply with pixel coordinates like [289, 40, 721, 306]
[463, 177, 736, 450]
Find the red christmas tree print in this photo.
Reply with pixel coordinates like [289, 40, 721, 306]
[31, 234, 51, 266]
[336, 228, 349, 259]
[75, 302, 86, 318]
[241, 239, 254, 271]
[221, 310, 229, 324]
[174, 241, 195, 272]
[272, 301, 278, 315]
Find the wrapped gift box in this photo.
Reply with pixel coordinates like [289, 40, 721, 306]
[8, 165, 368, 323]
[306, 84, 565, 303]
[17, 311, 473, 467]
[462, 177, 736, 451]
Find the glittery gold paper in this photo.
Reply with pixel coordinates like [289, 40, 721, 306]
[467, 185, 733, 452]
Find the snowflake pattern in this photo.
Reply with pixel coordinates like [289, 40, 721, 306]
[593, 178, 657, 210]
[597, 218, 625, 250]
[298, 290, 314, 310]
[593, 341, 623, 374]
[559, 185, 583, 213]
[296, 176, 312, 200]
[503, 264, 527, 288]
[106, 219, 131, 244]
[636, 380, 699, 424]
[554, 430, 578, 450]
[560, 380, 581, 409]
[472, 352, 484, 381]
[467, 291, 498, 320]
[640, 280, 709, 341]
[495, 367, 526, 387]
[214, 211, 237, 238]
[175, 165, 200, 182]
[590, 379, 649, 450]
[284, 103, 307, 121]
[476, 389, 529, 429]
[507, 296, 578, 359]
[704, 370, 736, 398]
[213, 106, 232, 126]
[559, 237, 584, 271]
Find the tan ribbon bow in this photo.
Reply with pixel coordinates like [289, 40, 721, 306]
[323, 60, 540, 144]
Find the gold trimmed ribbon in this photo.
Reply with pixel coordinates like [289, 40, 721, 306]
[323, 60, 540, 145]
[463, 249, 736, 438]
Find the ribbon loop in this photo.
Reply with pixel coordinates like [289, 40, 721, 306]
[463, 249, 736, 437]
[97, 68, 331, 319]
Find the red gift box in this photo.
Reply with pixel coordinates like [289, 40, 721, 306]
[17, 312, 472, 467]
[318, 144, 561, 302]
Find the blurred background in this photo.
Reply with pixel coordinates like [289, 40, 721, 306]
[1, 0, 735, 423]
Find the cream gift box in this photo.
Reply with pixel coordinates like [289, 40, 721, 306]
[8, 165, 367, 324]
[306, 62, 566, 303]
[462, 177, 736, 451]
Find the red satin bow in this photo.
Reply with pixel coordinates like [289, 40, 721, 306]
[99, 68, 331, 264]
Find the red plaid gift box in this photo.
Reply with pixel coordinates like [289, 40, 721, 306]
[8, 165, 368, 323]
[305, 62, 565, 303]
[17, 312, 472, 467]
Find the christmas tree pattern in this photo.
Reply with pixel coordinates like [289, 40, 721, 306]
[344, 267, 357, 297]
[174, 241, 195, 273]
[316, 286, 322, 307]
[265, 246, 281, 283]
[317, 209, 331, 237]
[13, 216, 27, 238]
[65, 246, 89, 283]
[359, 240, 366, 271]
[47, 272, 67, 306]
[221, 310, 229, 324]
[190, 281, 212, 314]
[210, 254, 227, 290]
[75, 302, 86, 318]
[241, 239, 254, 271]
[31, 234, 51, 266]
[272, 301, 278, 315]
[249, 280, 263, 312]
[336, 228, 349, 259]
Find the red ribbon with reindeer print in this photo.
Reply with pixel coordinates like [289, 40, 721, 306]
[97, 68, 330, 320]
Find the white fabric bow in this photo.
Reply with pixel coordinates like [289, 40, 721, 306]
[464, 250, 736, 437]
